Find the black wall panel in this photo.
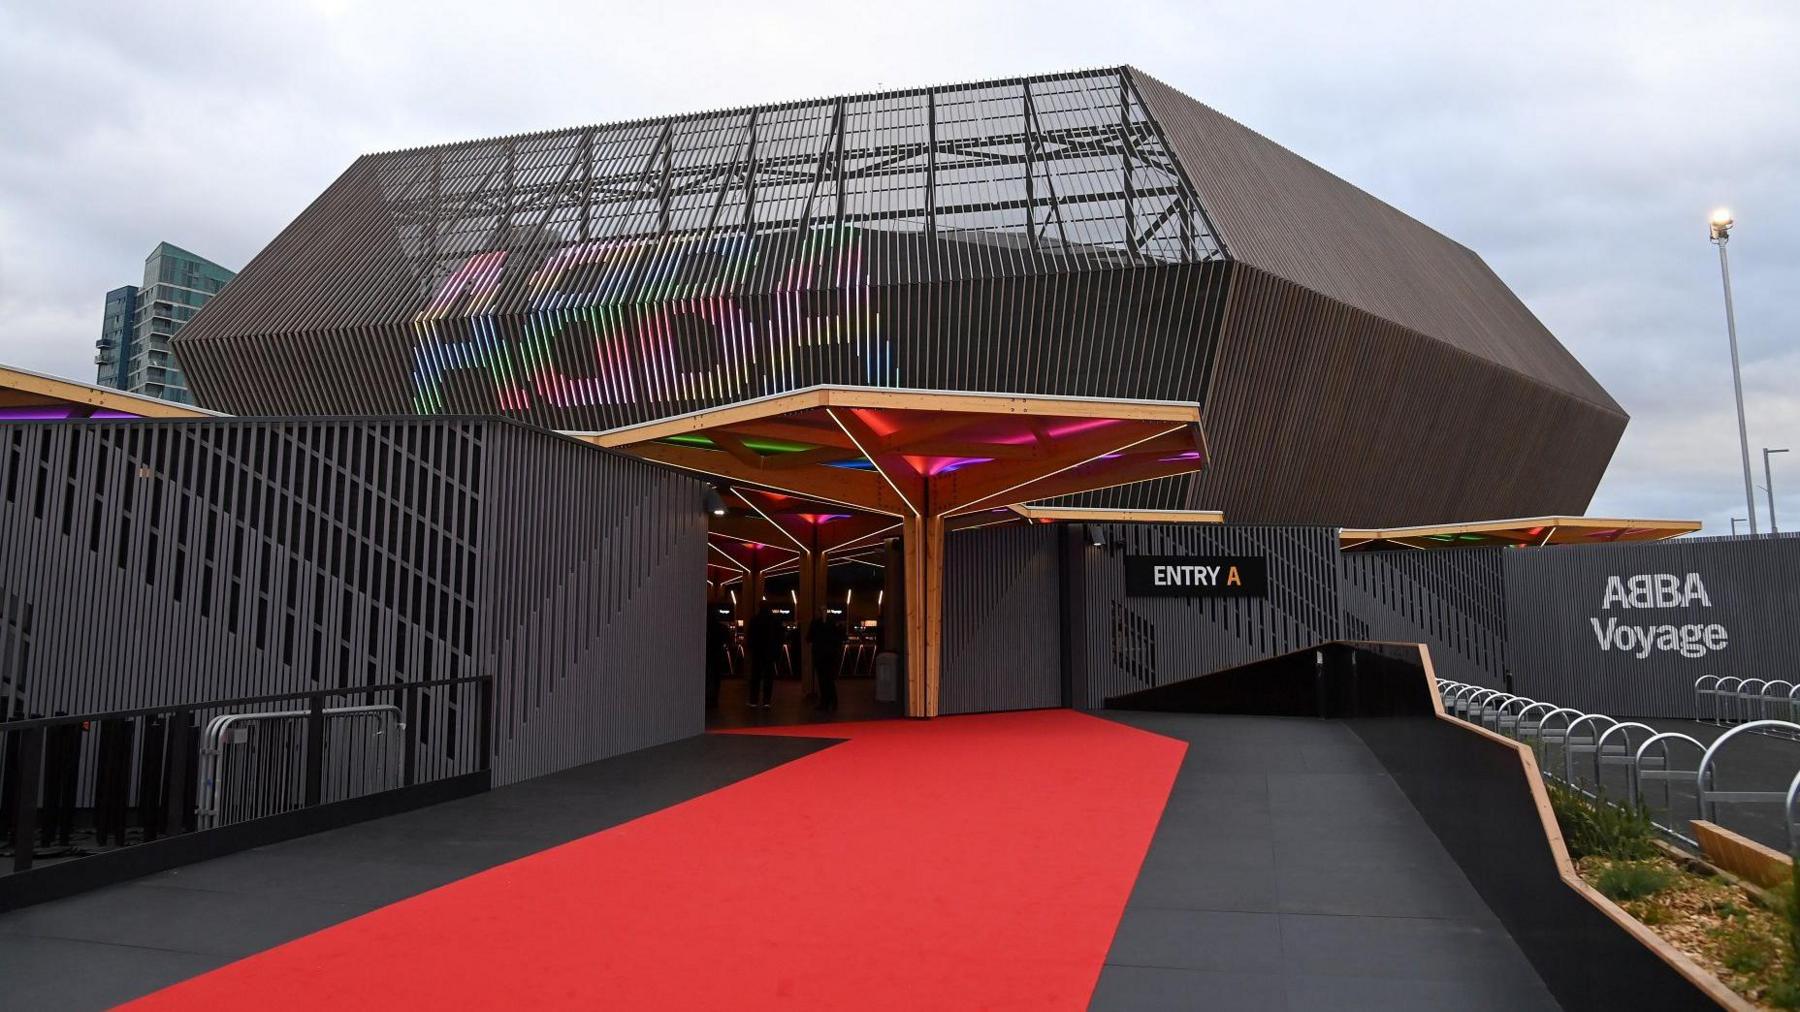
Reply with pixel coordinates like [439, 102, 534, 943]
[937, 524, 1062, 715]
[941, 523, 1796, 724]
[1503, 534, 1800, 718]
[1072, 523, 1342, 708]
[0, 418, 704, 788]
[1339, 548, 1509, 688]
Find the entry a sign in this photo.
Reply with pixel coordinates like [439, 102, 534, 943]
[1125, 556, 1267, 598]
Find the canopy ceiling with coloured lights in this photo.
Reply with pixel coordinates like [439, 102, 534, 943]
[704, 486, 900, 586]
[578, 384, 1206, 717]
[574, 386, 1206, 521]
[1338, 516, 1702, 551]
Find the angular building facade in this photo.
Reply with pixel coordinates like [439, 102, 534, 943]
[172, 67, 1625, 527]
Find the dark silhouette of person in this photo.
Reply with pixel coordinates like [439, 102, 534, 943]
[807, 611, 847, 711]
[705, 609, 731, 708]
[746, 605, 784, 709]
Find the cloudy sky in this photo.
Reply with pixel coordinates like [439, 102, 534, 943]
[2, 1, 1795, 533]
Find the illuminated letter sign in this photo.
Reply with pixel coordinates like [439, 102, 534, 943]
[408, 226, 887, 415]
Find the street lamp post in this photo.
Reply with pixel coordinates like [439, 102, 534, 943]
[1710, 208, 1759, 535]
[1766, 447, 1790, 534]
[1732, 517, 1748, 537]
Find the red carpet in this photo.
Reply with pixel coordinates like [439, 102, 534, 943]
[129, 710, 1184, 1010]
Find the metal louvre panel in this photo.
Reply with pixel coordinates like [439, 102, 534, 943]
[0, 418, 705, 788]
[0, 419, 487, 791]
[1074, 523, 1342, 707]
[937, 524, 1061, 715]
[1339, 548, 1509, 687]
[1503, 534, 1800, 718]
[0, 420, 482, 716]
[476, 421, 705, 786]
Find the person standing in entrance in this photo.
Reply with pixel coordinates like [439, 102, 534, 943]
[746, 605, 783, 709]
[807, 611, 846, 712]
[705, 609, 731, 709]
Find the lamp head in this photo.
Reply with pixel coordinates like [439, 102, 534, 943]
[1709, 207, 1734, 241]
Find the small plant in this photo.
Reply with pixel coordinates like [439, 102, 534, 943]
[1767, 979, 1800, 1010]
[1593, 860, 1677, 902]
[1547, 782, 1658, 860]
[1774, 869, 1800, 1009]
[1717, 923, 1776, 976]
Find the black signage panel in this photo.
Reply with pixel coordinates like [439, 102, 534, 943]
[1125, 556, 1267, 597]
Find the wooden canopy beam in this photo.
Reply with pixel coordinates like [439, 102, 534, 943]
[0, 364, 218, 419]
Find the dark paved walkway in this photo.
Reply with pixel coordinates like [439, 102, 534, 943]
[2, 710, 1571, 1010]
[0, 732, 833, 1010]
[706, 673, 900, 730]
[1093, 713, 1559, 1011]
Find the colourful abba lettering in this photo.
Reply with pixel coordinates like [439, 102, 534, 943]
[410, 228, 883, 414]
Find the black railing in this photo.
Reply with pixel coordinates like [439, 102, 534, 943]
[2, 676, 492, 878]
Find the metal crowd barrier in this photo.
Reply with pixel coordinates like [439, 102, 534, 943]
[1695, 675, 1800, 736]
[196, 704, 403, 831]
[1435, 677, 1800, 850]
[1631, 732, 1706, 818]
[1, 676, 492, 875]
[1697, 720, 1800, 851]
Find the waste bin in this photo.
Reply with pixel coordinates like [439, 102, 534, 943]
[875, 651, 899, 703]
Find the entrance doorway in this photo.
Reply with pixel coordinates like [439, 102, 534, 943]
[704, 498, 901, 730]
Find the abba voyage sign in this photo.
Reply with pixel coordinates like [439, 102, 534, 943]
[1125, 556, 1267, 598]
[1503, 538, 1800, 718]
[1589, 571, 1728, 660]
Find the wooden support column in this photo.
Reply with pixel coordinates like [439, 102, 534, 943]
[902, 515, 925, 716]
[881, 536, 903, 653]
[797, 524, 826, 699]
[924, 512, 944, 717]
[901, 511, 946, 718]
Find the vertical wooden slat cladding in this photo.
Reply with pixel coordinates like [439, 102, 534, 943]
[171, 63, 1626, 529]
[1128, 67, 1621, 414]
[1183, 266, 1626, 525]
[937, 524, 1062, 714]
[0, 418, 704, 787]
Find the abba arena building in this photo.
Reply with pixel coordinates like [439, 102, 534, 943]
[4, 65, 1791, 791]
